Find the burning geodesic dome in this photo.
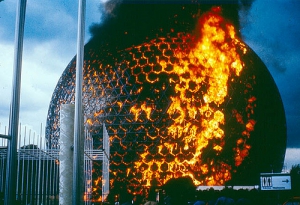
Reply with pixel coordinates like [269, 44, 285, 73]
[46, 1, 286, 194]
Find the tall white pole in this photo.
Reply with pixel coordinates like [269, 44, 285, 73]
[4, 0, 27, 205]
[73, 0, 86, 204]
[60, 104, 75, 205]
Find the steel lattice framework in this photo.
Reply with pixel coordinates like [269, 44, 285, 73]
[46, 4, 286, 190]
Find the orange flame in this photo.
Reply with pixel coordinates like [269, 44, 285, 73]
[87, 8, 258, 197]
[128, 8, 251, 186]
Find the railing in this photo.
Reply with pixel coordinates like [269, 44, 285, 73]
[0, 125, 110, 205]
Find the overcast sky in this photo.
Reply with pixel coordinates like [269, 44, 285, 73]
[0, 0, 299, 169]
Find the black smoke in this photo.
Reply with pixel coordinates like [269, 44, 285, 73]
[88, 0, 248, 51]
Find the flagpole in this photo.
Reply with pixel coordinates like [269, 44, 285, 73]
[4, 0, 27, 205]
[73, 0, 86, 204]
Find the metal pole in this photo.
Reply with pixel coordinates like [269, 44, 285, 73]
[37, 133, 42, 205]
[21, 128, 26, 204]
[73, 0, 86, 205]
[4, 0, 27, 205]
[16, 125, 21, 202]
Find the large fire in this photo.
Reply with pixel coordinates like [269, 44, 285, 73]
[46, 3, 286, 201]
[126, 8, 251, 186]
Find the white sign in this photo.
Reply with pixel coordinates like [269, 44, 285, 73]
[260, 173, 291, 191]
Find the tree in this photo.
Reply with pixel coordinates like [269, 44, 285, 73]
[290, 164, 300, 196]
[163, 177, 196, 205]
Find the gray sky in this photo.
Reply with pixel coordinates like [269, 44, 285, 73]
[240, 0, 300, 149]
[0, 0, 299, 169]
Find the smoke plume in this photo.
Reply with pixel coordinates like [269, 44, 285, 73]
[88, 0, 251, 50]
